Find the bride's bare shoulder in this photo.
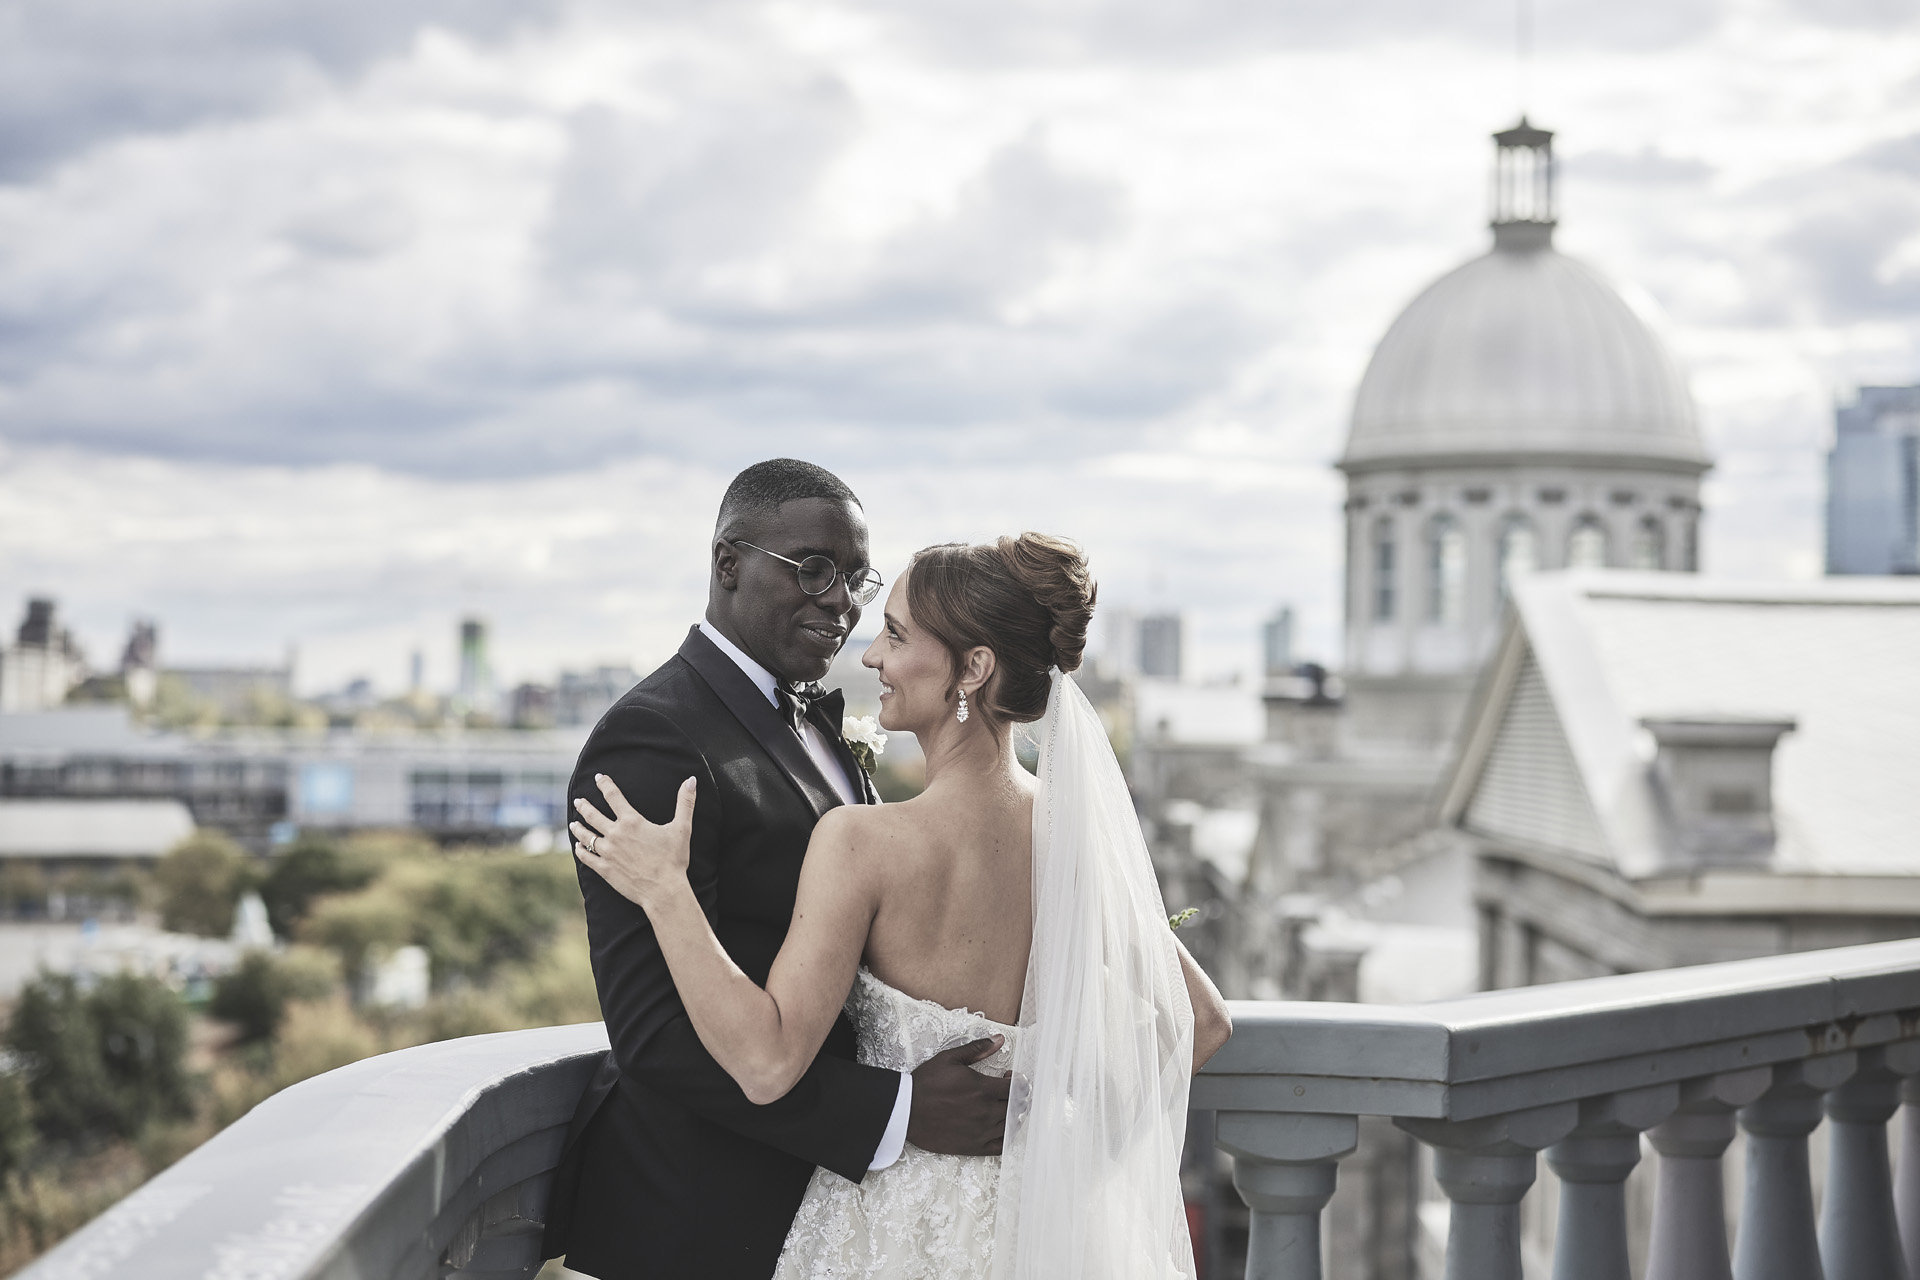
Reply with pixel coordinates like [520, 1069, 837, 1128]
[807, 801, 935, 878]
[811, 800, 920, 850]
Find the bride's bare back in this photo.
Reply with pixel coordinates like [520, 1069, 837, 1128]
[853, 773, 1034, 1025]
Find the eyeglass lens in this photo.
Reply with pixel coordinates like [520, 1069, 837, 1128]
[795, 556, 882, 605]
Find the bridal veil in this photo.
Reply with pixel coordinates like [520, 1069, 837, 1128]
[990, 671, 1197, 1279]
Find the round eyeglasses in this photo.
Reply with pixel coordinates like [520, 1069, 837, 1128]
[734, 541, 885, 606]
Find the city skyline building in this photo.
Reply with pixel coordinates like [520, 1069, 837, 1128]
[457, 617, 493, 713]
[1260, 607, 1294, 679]
[0, 599, 88, 713]
[1827, 384, 1920, 575]
[1138, 613, 1185, 680]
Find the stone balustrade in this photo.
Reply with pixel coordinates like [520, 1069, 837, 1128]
[22, 938, 1920, 1279]
[1194, 937, 1920, 1280]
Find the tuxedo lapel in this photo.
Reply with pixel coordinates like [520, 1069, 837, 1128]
[677, 627, 842, 819]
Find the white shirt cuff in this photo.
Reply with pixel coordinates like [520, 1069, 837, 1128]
[868, 1071, 913, 1170]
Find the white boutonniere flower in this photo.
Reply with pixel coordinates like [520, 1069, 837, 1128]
[841, 715, 886, 774]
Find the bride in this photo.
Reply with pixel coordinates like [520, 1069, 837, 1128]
[571, 532, 1232, 1278]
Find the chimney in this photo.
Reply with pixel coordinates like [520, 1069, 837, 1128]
[1642, 717, 1796, 867]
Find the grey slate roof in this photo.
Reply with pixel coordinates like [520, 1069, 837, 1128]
[1442, 571, 1920, 884]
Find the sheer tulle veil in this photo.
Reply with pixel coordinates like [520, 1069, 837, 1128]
[989, 671, 1197, 1279]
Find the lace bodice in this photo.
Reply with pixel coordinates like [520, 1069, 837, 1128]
[844, 967, 1022, 1074]
[773, 969, 1021, 1280]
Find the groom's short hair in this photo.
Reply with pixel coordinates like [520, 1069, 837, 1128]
[716, 459, 862, 541]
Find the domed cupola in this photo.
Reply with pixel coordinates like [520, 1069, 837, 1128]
[1341, 120, 1710, 475]
[1336, 121, 1712, 734]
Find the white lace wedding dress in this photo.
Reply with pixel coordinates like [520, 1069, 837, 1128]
[774, 967, 1020, 1280]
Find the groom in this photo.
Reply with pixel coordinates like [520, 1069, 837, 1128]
[543, 459, 1011, 1279]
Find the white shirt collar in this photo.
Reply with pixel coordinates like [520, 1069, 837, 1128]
[698, 619, 780, 707]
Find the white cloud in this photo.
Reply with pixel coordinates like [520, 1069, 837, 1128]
[1, 0, 1917, 688]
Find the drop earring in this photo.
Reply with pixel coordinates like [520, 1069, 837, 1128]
[956, 689, 970, 723]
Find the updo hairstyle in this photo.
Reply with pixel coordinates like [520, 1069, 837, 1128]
[905, 532, 1096, 725]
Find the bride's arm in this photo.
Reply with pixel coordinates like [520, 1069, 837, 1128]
[573, 775, 878, 1106]
[1174, 936, 1232, 1072]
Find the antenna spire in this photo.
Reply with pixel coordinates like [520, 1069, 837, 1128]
[1516, 0, 1532, 118]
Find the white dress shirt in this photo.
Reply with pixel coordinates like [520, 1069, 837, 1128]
[697, 620, 912, 1172]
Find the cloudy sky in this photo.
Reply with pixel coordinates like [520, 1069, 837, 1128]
[2, 0, 1917, 693]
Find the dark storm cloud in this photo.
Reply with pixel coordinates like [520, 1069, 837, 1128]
[0, 0, 557, 181]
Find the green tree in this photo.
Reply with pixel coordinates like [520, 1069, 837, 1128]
[6, 972, 190, 1144]
[209, 948, 341, 1043]
[7, 975, 116, 1142]
[258, 833, 385, 939]
[300, 846, 581, 996]
[154, 830, 253, 937]
[408, 856, 575, 983]
[300, 889, 412, 991]
[0, 1071, 36, 1177]
[89, 973, 193, 1135]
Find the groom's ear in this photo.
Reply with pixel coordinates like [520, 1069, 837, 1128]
[712, 538, 741, 591]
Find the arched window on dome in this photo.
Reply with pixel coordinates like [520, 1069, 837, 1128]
[1426, 514, 1467, 626]
[1681, 517, 1699, 571]
[1372, 517, 1397, 623]
[1497, 516, 1537, 608]
[1629, 516, 1666, 570]
[1567, 515, 1610, 569]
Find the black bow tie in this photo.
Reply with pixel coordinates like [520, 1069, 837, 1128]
[776, 682, 843, 738]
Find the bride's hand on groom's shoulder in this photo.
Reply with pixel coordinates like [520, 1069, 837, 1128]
[572, 773, 695, 910]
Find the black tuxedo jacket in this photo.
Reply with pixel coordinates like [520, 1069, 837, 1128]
[542, 626, 894, 1280]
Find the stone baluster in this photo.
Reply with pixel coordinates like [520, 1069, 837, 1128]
[1400, 1103, 1578, 1280]
[1215, 1111, 1359, 1280]
[1645, 1068, 1773, 1280]
[1546, 1084, 1679, 1280]
[1898, 1074, 1920, 1280]
[1734, 1053, 1858, 1280]
[1821, 1047, 1910, 1280]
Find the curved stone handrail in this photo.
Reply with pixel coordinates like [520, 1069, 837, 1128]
[1196, 935, 1920, 1119]
[18, 1022, 609, 1280]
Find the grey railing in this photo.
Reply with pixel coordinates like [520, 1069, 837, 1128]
[24, 938, 1920, 1280]
[1195, 937, 1920, 1280]
[18, 1022, 608, 1280]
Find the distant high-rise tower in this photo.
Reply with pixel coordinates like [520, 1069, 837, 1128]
[1261, 607, 1295, 678]
[457, 618, 493, 710]
[1828, 386, 1920, 575]
[1138, 614, 1184, 680]
[120, 619, 159, 708]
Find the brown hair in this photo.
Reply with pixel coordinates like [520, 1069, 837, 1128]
[905, 532, 1096, 725]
